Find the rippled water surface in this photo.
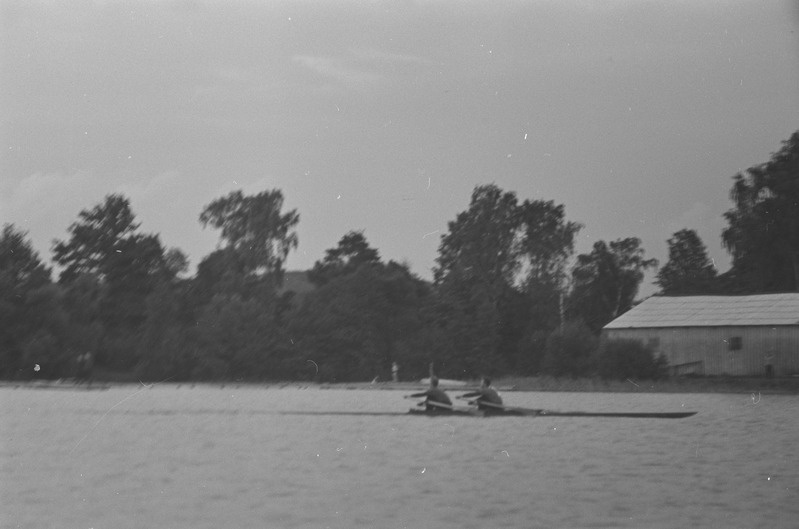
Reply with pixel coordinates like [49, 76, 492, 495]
[2, 385, 797, 528]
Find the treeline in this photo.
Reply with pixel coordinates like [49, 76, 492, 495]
[2, 131, 797, 383]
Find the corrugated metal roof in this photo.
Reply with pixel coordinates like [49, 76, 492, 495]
[603, 293, 799, 329]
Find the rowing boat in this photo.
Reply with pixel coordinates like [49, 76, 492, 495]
[485, 400, 697, 418]
[408, 407, 482, 416]
[407, 407, 697, 419]
[409, 400, 697, 419]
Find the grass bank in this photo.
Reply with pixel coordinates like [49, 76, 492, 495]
[492, 375, 799, 395]
[316, 375, 799, 395]
[6, 372, 798, 395]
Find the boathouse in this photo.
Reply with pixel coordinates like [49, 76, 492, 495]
[602, 293, 799, 377]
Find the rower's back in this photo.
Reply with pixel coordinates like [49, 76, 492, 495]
[426, 378, 452, 407]
[477, 378, 502, 408]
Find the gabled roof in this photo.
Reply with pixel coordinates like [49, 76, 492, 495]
[604, 293, 799, 329]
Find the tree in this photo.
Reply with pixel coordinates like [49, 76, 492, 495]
[103, 233, 171, 298]
[432, 185, 523, 374]
[135, 280, 193, 381]
[0, 224, 51, 292]
[0, 225, 65, 379]
[569, 238, 658, 332]
[192, 293, 279, 380]
[541, 321, 597, 378]
[52, 195, 174, 370]
[52, 195, 173, 294]
[722, 131, 799, 292]
[518, 199, 582, 288]
[434, 184, 521, 297]
[436, 188, 581, 292]
[292, 234, 432, 382]
[190, 189, 299, 381]
[15, 284, 71, 379]
[307, 231, 381, 286]
[59, 274, 105, 371]
[596, 339, 667, 381]
[164, 248, 190, 278]
[433, 184, 582, 375]
[656, 229, 717, 294]
[191, 248, 248, 305]
[516, 200, 581, 372]
[430, 276, 506, 378]
[199, 189, 299, 281]
[52, 195, 140, 283]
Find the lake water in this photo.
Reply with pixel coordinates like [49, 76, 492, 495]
[2, 385, 797, 528]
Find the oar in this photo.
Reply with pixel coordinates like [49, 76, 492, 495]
[425, 399, 455, 411]
[474, 400, 538, 416]
[403, 394, 427, 407]
[403, 393, 456, 411]
[476, 400, 507, 411]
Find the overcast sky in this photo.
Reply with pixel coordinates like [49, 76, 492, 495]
[2, 1, 798, 294]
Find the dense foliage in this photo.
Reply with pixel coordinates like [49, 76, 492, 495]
[596, 339, 668, 381]
[568, 238, 657, 333]
[721, 131, 799, 293]
[541, 322, 597, 378]
[3, 131, 796, 381]
[656, 229, 717, 295]
[432, 184, 582, 377]
[0, 225, 60, 378]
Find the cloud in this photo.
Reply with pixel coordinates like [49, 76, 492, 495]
[1, 169, 213, 266]
[293, 55, 382, 88]
[351, 47, 435, 66]
[291, 47, 435, 93]
[1, 170, 115, 259]
[3, 171, 102, 222]
[4, 170, 186, 223]
[118, 170, 184, 202]
[667, 201, 717, 235]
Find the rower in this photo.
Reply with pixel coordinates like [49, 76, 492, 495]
[461, 377, 503, 410]
[409, 377, 452, 411]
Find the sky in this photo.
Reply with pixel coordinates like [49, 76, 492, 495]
[2, 0, 798, 296]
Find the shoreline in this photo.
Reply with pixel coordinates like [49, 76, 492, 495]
[4, 375, 799, 395]
[318, 375, 799, 395]
[490, 375, 799, 395]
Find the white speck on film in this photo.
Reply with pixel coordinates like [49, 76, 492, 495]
[307, 360, 319, 374]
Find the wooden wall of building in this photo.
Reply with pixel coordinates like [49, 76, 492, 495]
[603, 326, 799, 376]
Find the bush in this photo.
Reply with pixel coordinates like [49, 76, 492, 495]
[515, 330, 549, 376]
[596, 339, 667, 381]
[541, 322, 598, 378]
